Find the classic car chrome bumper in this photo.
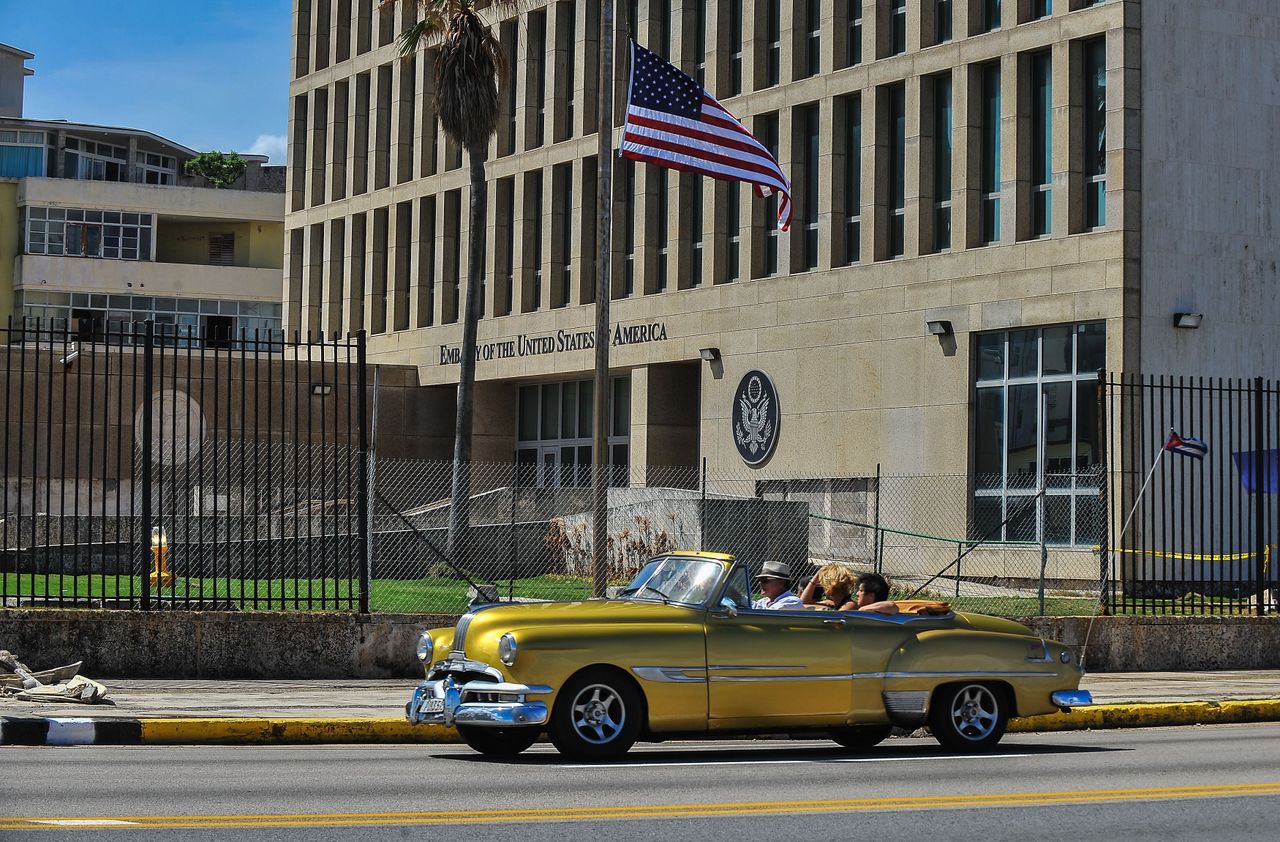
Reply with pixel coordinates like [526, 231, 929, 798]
[405, 676, 553, 728]
[1051, 689, 1094, 709]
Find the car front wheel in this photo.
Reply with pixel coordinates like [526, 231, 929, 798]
[457, 725, 540, 757]
[829, 724, 892, 751]
[929, 683, 1008, 752]
[547, 668, 643, 759]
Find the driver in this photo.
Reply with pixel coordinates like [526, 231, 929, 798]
[751, 561, 804, 610]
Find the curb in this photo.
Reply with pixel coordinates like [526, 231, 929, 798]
[5, 701, 1280, 746]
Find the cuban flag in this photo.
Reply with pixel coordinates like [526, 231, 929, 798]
[1165, 430, 1209, 460]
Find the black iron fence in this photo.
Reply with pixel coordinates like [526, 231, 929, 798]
[1104, 374, 1278, 614]
[0, 318, 369, 611]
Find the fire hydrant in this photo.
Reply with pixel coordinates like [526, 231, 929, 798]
[149, 526, 173, 587]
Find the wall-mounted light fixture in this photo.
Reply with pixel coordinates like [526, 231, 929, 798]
[311, 384, 333, 396]
[699, 347, 721, 362]
[925, 319, 953, 336]
[1173, 312, 1203, 329]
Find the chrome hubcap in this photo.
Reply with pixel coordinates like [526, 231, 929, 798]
[570, 683, 625, 745]
[949, 684, 999, 740]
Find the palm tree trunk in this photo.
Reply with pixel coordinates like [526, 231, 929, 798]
[447, 144, 489, 566]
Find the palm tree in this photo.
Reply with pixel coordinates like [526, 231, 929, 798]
[393, 0, 516, 565]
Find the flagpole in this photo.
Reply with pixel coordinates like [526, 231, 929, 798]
[591, 0, 616, 598]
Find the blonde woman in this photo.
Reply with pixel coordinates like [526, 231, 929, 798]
[800, 564, 858, 610]
[801, 566, 900, 615]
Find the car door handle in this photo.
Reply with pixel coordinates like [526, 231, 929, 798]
[822, 617, 846, 626]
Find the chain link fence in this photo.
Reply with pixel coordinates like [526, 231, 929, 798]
[367, 460, 1107, 617]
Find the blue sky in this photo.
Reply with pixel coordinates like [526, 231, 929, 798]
[0, 0, 292, 162]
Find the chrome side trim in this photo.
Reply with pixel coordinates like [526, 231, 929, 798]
[884, 670, 1059, 678]
[708, 664, 804, 671]
[631, 666, 708, 683]
[1051, 689, 1093, 708]
[710, 673, 862, 682]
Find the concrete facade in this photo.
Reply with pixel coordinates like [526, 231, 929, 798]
[283, 2, 1278, 543]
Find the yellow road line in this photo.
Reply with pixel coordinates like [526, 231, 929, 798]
[6, 782, 1280, 830]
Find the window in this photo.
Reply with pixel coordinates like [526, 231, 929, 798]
[623, 158, 636, 295]
[799, 104, 820, 270]
[530, 11, 547, 148]
[1030, 51, 1052, 237]
[63, 136, 128, 182]
[847, 1, 863, 66]
[556, 165, 572, 307]
[804, 0, 821, 78]
[656, 0, 671, 57]
[980, 62, 1002, 245]
[758, 114, 780, 276]
[656, 168, 669, 292]
[515, 376, 631, 488]
[935, 0, 952, 43]
[23, 206, 153, 261]
[766, 0, 781, 86]
[563, 3, 576, 138]
[690, 177, 704, 287]
[140, 152, 177, 185]
[531, 171, 544, 309]
[891, 0, 906, 56]
[694, 2, 707, 85]
[1033, 1, 1052, 17]
[726, 183, 741, 281]
[729, 0, 744, 95]
[932, 74, 953, 252]
[15, 290, 282, 346]
[0, 130, 46, 178]
[843, 96, 861, 265]
[887, 84, 906, 258]
[972, 322, 1105, 546]
[208, 233, 235, 265]
[982, 0, 1001, 33]
[1083, 38, 1106, 228]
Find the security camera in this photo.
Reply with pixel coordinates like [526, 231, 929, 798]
[60, 344, 80, 367]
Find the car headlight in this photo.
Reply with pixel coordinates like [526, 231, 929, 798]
[416, 632, 434, 663]
[1060, 650, 1072, 664]
[498, 632, 517, 666]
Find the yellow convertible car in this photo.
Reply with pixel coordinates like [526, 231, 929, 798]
[405, 551, 1091, 758]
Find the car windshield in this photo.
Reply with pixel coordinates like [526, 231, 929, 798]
[617, 556, 725, 606]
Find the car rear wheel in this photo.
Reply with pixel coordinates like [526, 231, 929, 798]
[929, 683, 1008, 752]
[548, 668, 643, 759]
[457, 725, 540, 757]
[829, 724, 892, 751]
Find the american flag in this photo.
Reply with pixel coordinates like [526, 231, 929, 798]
[620, 41, 792, 231]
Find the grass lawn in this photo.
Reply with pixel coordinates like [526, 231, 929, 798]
[1, 572, 593, 613]
[4, 573, 1258, 616]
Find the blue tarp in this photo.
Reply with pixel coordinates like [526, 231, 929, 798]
[1232, 449, 1279, 494]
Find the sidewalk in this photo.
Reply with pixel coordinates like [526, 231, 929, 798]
[2, 671, 1280, 720]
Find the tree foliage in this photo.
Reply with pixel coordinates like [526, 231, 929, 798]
[184, 151, 247, 188]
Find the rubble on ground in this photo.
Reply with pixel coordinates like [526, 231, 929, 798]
[0, 649, 112, 705]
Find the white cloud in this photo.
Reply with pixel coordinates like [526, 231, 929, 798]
[246, 134, 288, 164]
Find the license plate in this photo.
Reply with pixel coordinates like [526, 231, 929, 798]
[420, 697, 444, 714]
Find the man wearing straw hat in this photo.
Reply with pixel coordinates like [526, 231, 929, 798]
[751, 561, 804, 610]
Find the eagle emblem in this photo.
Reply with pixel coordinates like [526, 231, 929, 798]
[733, 372, 778, 464]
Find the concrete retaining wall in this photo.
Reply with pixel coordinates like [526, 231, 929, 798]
[2, 609, 1279, 678]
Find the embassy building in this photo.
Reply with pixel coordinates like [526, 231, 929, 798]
[286, 1, 1280, 549]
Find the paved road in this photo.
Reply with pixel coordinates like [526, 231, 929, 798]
[3, 724, 1278, 840]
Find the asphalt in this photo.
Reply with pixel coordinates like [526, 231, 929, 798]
[3, 670, 1280, 744]
[6, 726, 1280, 839]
